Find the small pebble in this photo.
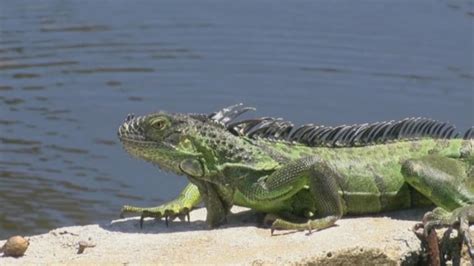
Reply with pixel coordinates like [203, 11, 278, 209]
[77, 240, 96, 254]
[1, 236, 30, 257]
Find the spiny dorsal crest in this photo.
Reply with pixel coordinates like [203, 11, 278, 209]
[201, 104, 472, 148]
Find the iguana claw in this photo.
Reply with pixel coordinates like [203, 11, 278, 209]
[307, 223, 313, 235]
[139, 212, 146, 229]
[412, 222, 424, 237]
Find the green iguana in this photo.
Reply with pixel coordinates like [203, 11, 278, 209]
[118, 104, 473, 257]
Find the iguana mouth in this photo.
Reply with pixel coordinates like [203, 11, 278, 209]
[117, 114, 147, 142]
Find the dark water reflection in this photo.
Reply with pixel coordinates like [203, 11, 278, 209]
[0, 0, 473, 238]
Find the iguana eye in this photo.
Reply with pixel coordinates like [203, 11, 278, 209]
[150, 117, 168, 131]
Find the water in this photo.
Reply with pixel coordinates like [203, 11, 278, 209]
[0, 0, 472, 238]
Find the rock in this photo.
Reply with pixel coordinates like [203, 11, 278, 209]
[1, 236, 29, 257]
[0, 206, 461, 264]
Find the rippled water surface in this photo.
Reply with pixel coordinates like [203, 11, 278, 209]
[0, 0, 472, 238]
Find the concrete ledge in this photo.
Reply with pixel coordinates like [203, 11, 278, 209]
[0, 207, 434, 265]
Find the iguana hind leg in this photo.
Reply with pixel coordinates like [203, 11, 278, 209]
[402, 155, 474, 260]
[251, 157, 343, 234]
[120, 183, 201, 228]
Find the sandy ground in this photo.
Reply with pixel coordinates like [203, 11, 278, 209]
[0, 206, 463, 265]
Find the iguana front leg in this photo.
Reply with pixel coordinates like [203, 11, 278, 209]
[240, 156, 344, 234]
[120, 183, 201, 227]
[187, 176, 231, 228]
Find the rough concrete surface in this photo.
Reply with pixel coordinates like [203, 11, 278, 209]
[0, 206, 469, 265]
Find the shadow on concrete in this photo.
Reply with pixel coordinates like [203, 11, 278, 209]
[99, 208, 265, 234]
[100, 207, 430, 235]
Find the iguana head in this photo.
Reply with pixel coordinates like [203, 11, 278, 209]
[117, 112, 206, 176]
[118, 105, 280, 180]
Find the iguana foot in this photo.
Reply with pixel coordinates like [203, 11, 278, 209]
[121, 203, 192, 228]
[120, 183, 202, 228]
[264, 213, 338, 236]
[414, 206, 474, 262]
